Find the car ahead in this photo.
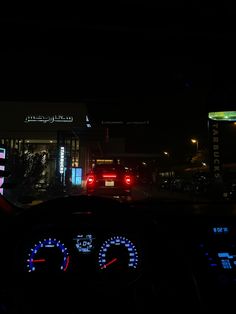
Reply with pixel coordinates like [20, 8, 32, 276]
[86, 164, 134, 200]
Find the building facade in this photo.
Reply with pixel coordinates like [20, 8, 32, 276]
[0, 102, 94, 197]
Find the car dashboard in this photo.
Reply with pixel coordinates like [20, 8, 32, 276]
[1, 195, 236, 313]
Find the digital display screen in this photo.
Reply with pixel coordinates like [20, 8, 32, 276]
[217, 252, 236, 269]
[74, 234, 95, 254]
[199, 227, 236, 272]
[212, 227, 230, 234]
[202, 250, 236, 270]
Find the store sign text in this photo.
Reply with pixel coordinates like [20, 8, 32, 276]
[59, 147, 65, 174]
[211, 122, 221, 179]
[25, 115, 73, 124]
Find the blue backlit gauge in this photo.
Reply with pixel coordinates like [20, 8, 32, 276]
[26, 238, 70, 273]
[98, 236, 138, 271]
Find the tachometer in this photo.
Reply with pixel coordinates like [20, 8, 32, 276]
[98, 236, 138, 271]
[26, 238, 70, 272]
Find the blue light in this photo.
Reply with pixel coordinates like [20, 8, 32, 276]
[72, 167, 82, 186]
[27, 238, 69, 272]
[218, 252, 234, 259]
[221, 260, 232, 269]
[213, 227, 229, 234]
[210, 263, 218, 267]
[98, 236, 139, 270]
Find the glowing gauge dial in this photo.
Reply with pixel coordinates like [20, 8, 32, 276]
[98, 236, 139, 271]
[26, 238, 70, 273]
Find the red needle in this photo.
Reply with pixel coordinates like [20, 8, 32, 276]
[32, 259, 46, 263]
[101, 258, 118, 269]
[64, 256, 70, 272]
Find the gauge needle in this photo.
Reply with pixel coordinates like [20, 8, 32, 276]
[101, 258, 118, 269]
[32, 259, 46, 263]
[64, 256, 70, 272]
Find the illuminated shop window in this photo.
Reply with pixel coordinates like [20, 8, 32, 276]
[72, 168, 82, 186]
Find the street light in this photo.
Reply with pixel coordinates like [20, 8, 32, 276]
[191, 139, 199, 153]
[163, 151, 169, 156]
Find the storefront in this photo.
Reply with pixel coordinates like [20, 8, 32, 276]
[0, 101, 93, 196]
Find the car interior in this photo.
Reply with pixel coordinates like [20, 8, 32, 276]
[0, 194, 236, 313]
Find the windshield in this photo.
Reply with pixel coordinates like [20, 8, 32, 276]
[1, 9, 236, 206]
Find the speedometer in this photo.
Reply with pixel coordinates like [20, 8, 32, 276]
[98, 236, 139, 271]
[26, 238, 70, 273]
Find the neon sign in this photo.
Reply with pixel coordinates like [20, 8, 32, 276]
[208, 111, 236, 121]
[59, 147, 65, 174]
[25, 115, 74, 124]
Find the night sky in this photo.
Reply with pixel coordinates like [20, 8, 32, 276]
[1, 6, 236, 156]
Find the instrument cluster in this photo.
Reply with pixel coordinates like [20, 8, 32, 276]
[22, 231, 141, 283]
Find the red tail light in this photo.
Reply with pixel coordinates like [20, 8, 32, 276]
[102, 173, 117, 179]
[87, 174, 95, 186]
[124, 175, 132, 185]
